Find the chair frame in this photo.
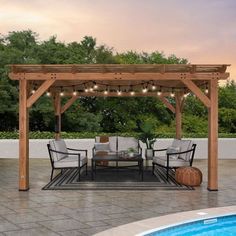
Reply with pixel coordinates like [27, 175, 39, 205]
[152, 143, 197, 180]
[47, 144, 88, 181]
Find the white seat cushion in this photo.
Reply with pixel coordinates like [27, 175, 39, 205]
[54, 155, 87, 168]
[49, 140, 68, 161]
[153, 156, 189, 167]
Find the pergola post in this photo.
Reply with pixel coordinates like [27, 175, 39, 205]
[54, 93, 61, 140]
[19, 79, 29, 190]
[175, 93, 182, 139]
[208, 79, 218, 191]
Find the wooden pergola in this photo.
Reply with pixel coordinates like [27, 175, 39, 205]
[9, 64, 230, 191]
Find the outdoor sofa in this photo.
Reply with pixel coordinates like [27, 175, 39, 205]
[93, 136, 142, 157]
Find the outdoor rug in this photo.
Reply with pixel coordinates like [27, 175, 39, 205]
[42, 166, 194, 190]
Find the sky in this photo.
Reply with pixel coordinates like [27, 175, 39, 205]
[1, 0, 236, 81]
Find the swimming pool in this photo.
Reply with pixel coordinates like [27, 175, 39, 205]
[145, 214, 236, 236]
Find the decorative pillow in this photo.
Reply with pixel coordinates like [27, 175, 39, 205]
[166, 146, 181, 160]
[94, 142, 110, 152]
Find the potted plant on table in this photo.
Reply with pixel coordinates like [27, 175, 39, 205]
[138, 119, 157, 159]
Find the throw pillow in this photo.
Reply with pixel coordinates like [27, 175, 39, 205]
[166, 146, 181, 160]
[94, 142, 110, 152]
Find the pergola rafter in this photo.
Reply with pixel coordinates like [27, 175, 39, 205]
[8, 64, 230, 191]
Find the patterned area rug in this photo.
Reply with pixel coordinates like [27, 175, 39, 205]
[42, 167, 194, 190]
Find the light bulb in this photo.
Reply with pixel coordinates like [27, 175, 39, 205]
[104, 90, 108, 95]
[170, 92, 175, 97]
[152, 85, 156, 90]
[89, 87, 93, 92]
[60, 91, 64, 97]
[205, 89, 209, 94]
[117, 90, 122, 96]
[184, 93, 188, 98]
[157, 91, 162, 96]
[31, 89, 36, 94]
[46, 91, 51, 97]
[73, 91, 77, 96]
[130, 91, 135, 96]
[142, 88, 147, 93]
[84, 88, 88, 93]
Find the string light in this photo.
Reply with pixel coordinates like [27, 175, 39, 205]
[46, 91, 51, 97]
[170, 88, 175, 97]
[60, 87, 64, 97]
[31, 85, 36, 94]
[83, 83, 88, 92]
[157, 86, 162, 96]
[104, 86, 109, 95]
[142, 84, 148, 93]
[93, 82, 98, 89]
[130, 86, 135, 96]
[152, 81, 156, 90]
[117, 86, 122, 96]
[72, 86, 77, 96]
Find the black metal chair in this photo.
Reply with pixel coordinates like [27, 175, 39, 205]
[152, 141, 197, 180]
[47, 140, 88, 181]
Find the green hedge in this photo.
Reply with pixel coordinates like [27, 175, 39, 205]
[0, 131, 235, 139]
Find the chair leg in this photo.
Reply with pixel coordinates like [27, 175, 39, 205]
[166, 167, 169, 180]
[77, 166, 81, 182]
[152, 163, 155, 175]
[50, 169, 54, 181]
[86, 163, 88, 175]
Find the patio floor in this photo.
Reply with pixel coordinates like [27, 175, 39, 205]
[0, 159, 235, 236]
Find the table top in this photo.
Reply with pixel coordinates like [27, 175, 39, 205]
[93, 153, 142, 161]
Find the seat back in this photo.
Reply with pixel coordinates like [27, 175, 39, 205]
[117, 136, 139, 153]
[48, 139, 68, 162]
[171, 139, 193, 161]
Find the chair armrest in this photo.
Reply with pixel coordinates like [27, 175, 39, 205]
[166, 148, 194, 156]
[153, 148, 167, 154]
[67, 148, 88, 156]
[49, 149, 80, 156]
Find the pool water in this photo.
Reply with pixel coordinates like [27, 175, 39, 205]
[146, 215, 236, 236]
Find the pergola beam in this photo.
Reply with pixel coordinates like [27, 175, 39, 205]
[27, 79, 56, 108]
[158, 96, 176, 114]
[181, 80, 211, 108]
[61, 96, 79, 114]
[9, 72, 229, 81]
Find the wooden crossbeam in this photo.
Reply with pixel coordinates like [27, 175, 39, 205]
[158, 96, 175, 113]
[9, 72, 230, 81]
[27, 79, 55, 108]
[181, 80, 211, 108]
[61, 96, 79, 114]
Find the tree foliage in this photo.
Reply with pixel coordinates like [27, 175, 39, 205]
[0, 30, 235, 134]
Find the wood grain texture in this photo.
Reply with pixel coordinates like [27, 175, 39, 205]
[19, 79, 29, 190]
[208, 79, 218, 190]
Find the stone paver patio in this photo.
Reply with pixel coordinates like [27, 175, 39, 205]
[0, 159, 235, 235]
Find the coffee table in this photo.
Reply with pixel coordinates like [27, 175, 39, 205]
[91, 153, 143, 181]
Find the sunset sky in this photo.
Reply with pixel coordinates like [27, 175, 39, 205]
[1, 0, 235, 80]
